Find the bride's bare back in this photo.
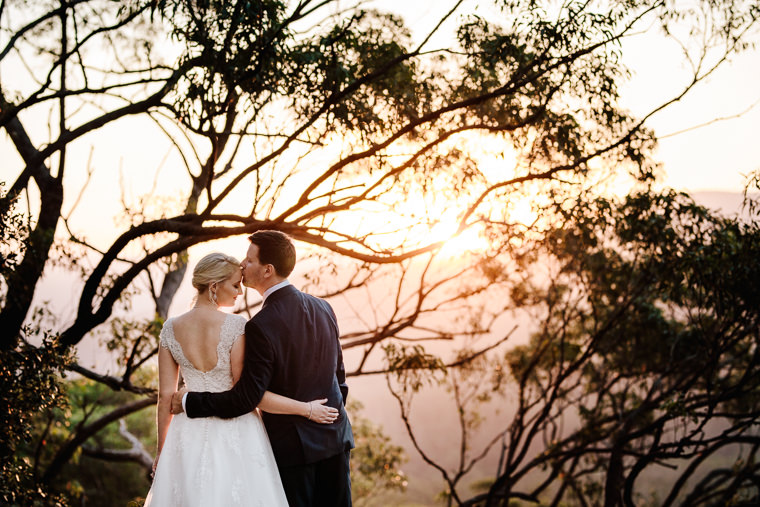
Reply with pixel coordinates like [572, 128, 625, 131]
[170, 309, 231, 373]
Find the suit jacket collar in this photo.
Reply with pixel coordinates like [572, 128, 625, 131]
[262, 283, 298, 308]
[262, 279, 291, 303]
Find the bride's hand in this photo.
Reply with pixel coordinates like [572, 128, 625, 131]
[307, 398, 339, 424]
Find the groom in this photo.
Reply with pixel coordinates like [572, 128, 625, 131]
[171, 230, 354, 506]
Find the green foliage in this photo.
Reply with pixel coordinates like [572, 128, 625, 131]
[1, 180, 73, 505]
[494, 187, 760, 502]
[31, 379, 407, 506]
[16, 374, 157, 506]
[348, 400, 408, 505]
[0, 182, 28, 290]
[53, 377, 156, 506]
[104, 316, 163, 369]
[154, 1, 427, 137]
[156, 0, 290, 131]
[286, 9, 425, 137]
[452, 1, 653, 175]
[0, 333, 73, 505]
[384, 342, 447, 394]
[8, 362, 408, 505]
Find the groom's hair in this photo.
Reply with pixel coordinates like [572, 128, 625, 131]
[248, 230, 296, 277]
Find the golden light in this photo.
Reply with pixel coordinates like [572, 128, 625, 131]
[508, 199, 539, 228]
[436, 225, 490, 258]
[204, 126, 546, 262]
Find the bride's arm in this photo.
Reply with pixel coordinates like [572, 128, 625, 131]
[230, 334, 338, 424]
[156, 346, 179, 460]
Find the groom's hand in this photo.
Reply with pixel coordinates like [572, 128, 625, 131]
[170, 387, 188, 414]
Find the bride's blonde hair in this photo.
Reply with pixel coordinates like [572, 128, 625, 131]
[191, 253, 241, 292]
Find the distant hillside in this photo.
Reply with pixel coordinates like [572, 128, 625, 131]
[692, 190, 751, 217]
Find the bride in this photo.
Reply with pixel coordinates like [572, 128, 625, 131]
[145, 253, 338, 506]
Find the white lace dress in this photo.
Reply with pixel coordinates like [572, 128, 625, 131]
[145, 314, 288, 507]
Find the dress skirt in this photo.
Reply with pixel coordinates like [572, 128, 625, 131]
[145, 410, 288, 506]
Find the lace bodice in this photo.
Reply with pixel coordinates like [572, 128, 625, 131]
[159, 314, 247, 392]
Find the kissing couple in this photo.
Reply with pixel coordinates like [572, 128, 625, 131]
[145, 230, 354, 506]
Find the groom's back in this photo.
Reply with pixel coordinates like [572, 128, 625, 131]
[254, 287, 340, 398]
[250, 285, 353, 466]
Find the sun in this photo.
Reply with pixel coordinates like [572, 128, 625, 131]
[436, 226, 490, 258]
[421, 196, 539, 259]
[508, 199, 539, 228]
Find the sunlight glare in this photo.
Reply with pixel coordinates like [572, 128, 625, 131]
[428, 220, 490, 258]
[509, 199, 538, 228]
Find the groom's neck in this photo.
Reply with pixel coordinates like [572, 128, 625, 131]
[258, 277, 286, 296]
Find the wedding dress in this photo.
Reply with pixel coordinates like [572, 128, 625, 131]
[145, 314, 288, 506]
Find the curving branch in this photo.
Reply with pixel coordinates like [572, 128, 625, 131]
[80, 419, 154, 471]
[42, 395, 157, 483]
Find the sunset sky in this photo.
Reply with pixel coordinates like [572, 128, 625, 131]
[2, 0, 758, 330]
[4, 0, 758, 222]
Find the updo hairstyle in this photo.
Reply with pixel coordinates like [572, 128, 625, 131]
[191, 253, 241, 293]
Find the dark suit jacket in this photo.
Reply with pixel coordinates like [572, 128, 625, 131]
[185, 284, 354, 466]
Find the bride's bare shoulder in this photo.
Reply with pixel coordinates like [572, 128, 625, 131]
[170, 308, 229, 329]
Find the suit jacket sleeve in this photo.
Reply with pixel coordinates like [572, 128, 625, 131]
[185, 321, 274, 419]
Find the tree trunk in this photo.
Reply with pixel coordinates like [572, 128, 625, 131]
[0, 175, 62, 349]
[604, 441, 625, 507]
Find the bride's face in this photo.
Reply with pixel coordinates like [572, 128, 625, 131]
[213, 272, 243, 307]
